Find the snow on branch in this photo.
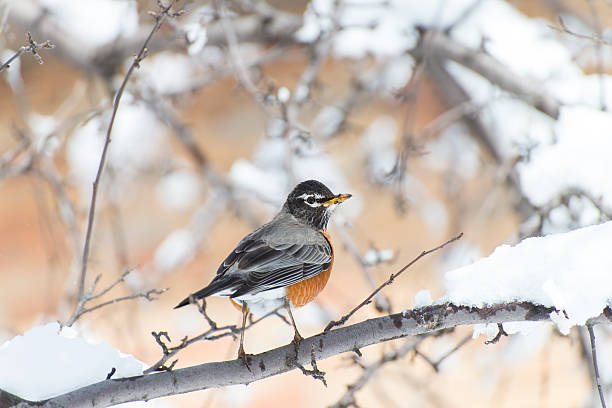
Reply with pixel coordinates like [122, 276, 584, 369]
[411, 29, 562, 119]
[6, 300, 604, 408]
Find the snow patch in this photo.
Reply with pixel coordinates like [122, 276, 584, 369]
[0, 322, 144, 400]
[39, 0, 138, 50]
[518, 106, 612, 211]
[156, 169, 203, 211]
[153, 229, 196, 273]
[442, 221, 612, 332]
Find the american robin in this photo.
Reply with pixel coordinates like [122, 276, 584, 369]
[175, 179, 351, 360]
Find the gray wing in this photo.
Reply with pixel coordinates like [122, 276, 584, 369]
[217, 229, 332, 297]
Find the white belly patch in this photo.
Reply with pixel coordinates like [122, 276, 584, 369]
[231, 287, 287, 317]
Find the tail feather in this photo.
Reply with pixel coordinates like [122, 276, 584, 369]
[174, 276, 240, 309]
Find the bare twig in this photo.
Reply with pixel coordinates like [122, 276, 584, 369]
[586, 0, 605, 111]
[430, 333, 472, 369]
[290, 343, 327, 386]
[66, 268, 167, 326]
[214, 0, 266, 102]
[145, 302, 286, 374]
[588, 324, 608, 408]
[484, 323, 508, 345]
[71, 0, 179, 323]
[79, 289, 167, 317]
[0, 32, 54, 72]
[413, 331, 472, 373]
[549, 16, 612, 46]
[331, 337, 425, 408]
[324, 232, 463, 332]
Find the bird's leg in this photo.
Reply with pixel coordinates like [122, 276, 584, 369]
[284, 298, 303, 347]
[237, 302, 250, 368]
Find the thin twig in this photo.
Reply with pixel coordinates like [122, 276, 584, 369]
[588, 324, 608, 408]
[214, 0, 265, 101]
[586, 0, 607, 111]
[549, 16, 612, 46]
[485, 323, 508, 345]
[0, 32, 54, 72]
[66, 267, 167, 325]
[431, 333, 472, 368]
[324, 233, 463, 332]
[290, 343, 327, 386]
[78, 288, 167, 316]
[72, 0, 179, 323]
[145, 302, 286, 374]
[331, 336, 425, 408]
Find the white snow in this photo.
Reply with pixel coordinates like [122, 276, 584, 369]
[140, 52, 199, 95]
[219, 384, 251, 407]
[184, 23, 208, 56]
[229, 158, 287, 204]
[277, 87, 290, 104]
[67, 99, 167, 191]
[517, 106, 612, 210]
[229, 136, 360, 222]
[414, 290, 433, 308]
[360, 116, 397, 184]
[293, 302, 333, 328]
[153, 229, 196, 273]
[363, 248, 394, 266]
[380, 55, 415, 92]
[1, 49, 24, 92]
[450, 0, 577, 80]
[39, 0, 138, 50]
[156, 169, 203, 211]
[438, 241, 483, 273]
[312, 105, 345, 139]
[0, 322, 144, 401]
[441, 221, 612, 334]
[297, 0, 479, 59]
[423, 123, 480, 180]
[28, 113, 59, 157]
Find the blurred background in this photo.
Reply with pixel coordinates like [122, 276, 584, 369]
[1, 0, 612, 406]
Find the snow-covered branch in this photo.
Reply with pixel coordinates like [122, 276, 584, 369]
[412, 29, 562, 119]
[5, 300, 604, 408]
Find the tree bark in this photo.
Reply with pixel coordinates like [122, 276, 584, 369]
[5, 301, 606, 408]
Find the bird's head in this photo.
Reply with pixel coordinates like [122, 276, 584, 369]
[284, 180, 352, 230]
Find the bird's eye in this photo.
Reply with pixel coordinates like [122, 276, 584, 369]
[306, 196, 316, 204]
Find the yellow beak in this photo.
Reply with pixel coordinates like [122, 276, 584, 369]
[322, 193, 352, 207]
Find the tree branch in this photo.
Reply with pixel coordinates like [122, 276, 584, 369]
[5, 301, 589, 408]
[66, 268, 167, 326]
[0, 32, 54, 73]
[70, 0, 179, 324]
[588, 324, 608, 408]
[412, 29, 562, 119]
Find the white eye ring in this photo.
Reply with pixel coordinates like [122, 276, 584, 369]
[297, 193, 323, 207]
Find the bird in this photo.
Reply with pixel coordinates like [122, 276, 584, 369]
[175, 179, 351, 362]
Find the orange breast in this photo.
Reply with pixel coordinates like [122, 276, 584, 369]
[286, 230, 333, 307]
